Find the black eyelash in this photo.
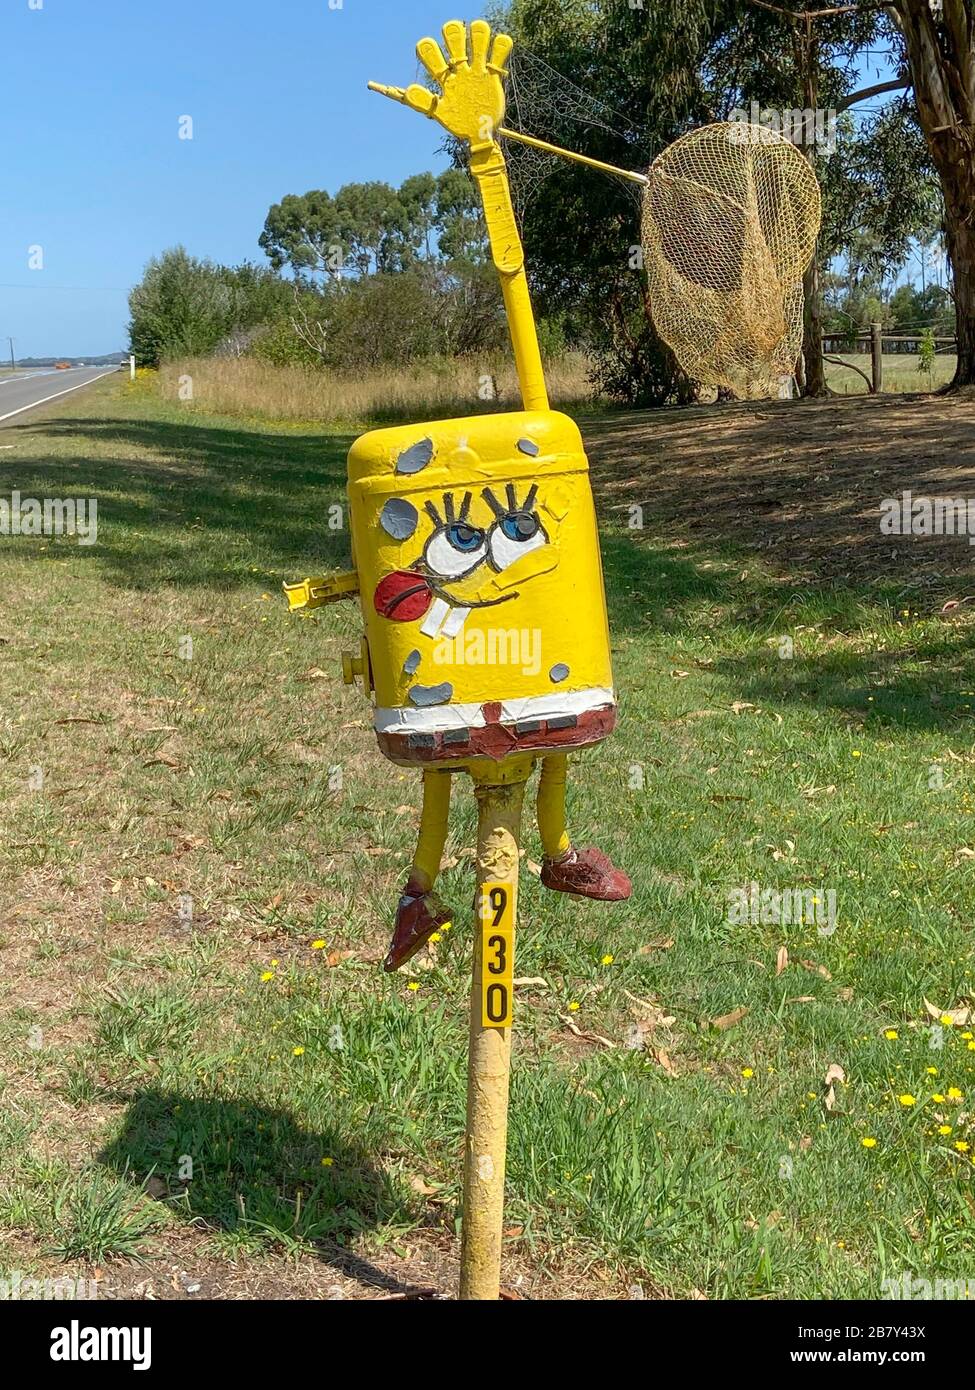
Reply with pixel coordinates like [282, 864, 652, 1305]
[427, 492, 474, 529]
[482, 484, 539, 519]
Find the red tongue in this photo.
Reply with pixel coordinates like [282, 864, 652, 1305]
[374, 570, 433, 622]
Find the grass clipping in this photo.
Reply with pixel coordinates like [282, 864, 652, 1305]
[642, 122, 821, 399]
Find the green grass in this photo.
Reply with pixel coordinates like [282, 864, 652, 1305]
[825, 350, 956, 393]
[0, 373, 973, 1297]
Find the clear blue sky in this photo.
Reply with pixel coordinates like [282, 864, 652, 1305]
[0, 0, 466, 358]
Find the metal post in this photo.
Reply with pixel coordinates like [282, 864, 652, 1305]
[460, 760, 529, 1300]
[870, 321, 883, 394]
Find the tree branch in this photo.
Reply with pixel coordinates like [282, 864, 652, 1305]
[836, 77, 911, 110]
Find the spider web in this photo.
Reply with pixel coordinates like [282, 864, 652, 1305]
[502, 48, 649, 219]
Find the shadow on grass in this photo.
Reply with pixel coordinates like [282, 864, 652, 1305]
[0, 415, 357, 589]
[99, 1088, 429, 1296]
[7, 400, 975, 733]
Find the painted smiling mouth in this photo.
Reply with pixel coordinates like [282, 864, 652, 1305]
[374, 569, 517, 622]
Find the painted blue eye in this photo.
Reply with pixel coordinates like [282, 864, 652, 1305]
[500, 512, 540, 543]
[446, 522, 485, 553]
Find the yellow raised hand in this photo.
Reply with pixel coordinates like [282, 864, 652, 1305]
[370, 18, 513, 151]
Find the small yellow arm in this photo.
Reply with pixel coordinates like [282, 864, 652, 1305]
[283, 571, 359, 612]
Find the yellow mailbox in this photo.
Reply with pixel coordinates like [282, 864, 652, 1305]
[285, 19, 630, 979]
[346, 408, 616, 767]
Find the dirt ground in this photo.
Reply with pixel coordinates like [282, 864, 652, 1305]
[583, 388, 975, 599]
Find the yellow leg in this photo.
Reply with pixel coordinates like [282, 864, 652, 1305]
[536, 753, 571, 860]
[409, 770, 452, 892]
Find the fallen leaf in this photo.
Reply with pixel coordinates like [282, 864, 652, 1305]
[924, 998, 971, 1026]
[561, 1016, 616, 1049]
[776, 945, 789, 976]
[327, 950, 354, 968]
[638, 938, 674, 954]
[408, 1176, 439, 1197]
[801, 959, 832, 980]
[653, 1047, 677, 1075]
[711, 1006, 748, 1031]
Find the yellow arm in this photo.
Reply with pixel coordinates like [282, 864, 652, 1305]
[369, 19, 549, 412]
[283, 571, 359, 612]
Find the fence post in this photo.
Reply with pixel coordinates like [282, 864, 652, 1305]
[870, 322, 883, 394]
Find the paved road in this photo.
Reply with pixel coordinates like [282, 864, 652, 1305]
[0, 365, 121, 428]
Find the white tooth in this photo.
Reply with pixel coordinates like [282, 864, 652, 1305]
[441, 606, 469, 638]
[420, 596, 450, 638]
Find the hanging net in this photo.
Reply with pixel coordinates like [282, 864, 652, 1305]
[641, 122, 821, 398]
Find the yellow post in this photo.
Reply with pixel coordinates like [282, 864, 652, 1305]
[460, 759, 529, 1299]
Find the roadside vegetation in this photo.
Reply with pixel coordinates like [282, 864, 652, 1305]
[1, 376, 974, 1297]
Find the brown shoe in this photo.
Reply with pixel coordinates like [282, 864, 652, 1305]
[541, 847, 631, 901]
[383, 875, 453, 972]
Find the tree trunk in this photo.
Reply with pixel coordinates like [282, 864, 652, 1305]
[799, 25, 829, 396]
[894, 0, 975, 387]
[939, 157, 975, 386]
[801, 246, 829, 395]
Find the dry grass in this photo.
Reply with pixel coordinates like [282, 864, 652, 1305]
[158, 353, 598, 428]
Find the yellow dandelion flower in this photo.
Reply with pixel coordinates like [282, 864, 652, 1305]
[271, 958, 279, 967]
[741, 1067, 754, 1079]
[600, 953, 614, 966]
[948, 1087, 964, 1101]
[861, 1137, 877, 1148]
[851, 750, 862, 758]
[926, 1067, 938, 1076]
[292, 1045, 305, 1056]
[407, 981, 420, 992]
[932, 1093, 945, 1103]
[567, 1001, 580, 1012]
[954, 1141, 970, 1153]
[260, 971, 275, 983]
[311, 939, 326, 950]
[962, 1032, 973, 1041]
[429, 932, 442, 943]
[940, 1014, 955, 1026]
[898, 1094, 916, 1107]
[938, 1125, 953, 1136]
[321, 1156, 334, 1167]
[884, 1030, 899, 1040]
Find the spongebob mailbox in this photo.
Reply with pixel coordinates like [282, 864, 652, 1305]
[287, 19, 629, 977]
[286, 18, 629, 1298]
[285, 21, 628, 978]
